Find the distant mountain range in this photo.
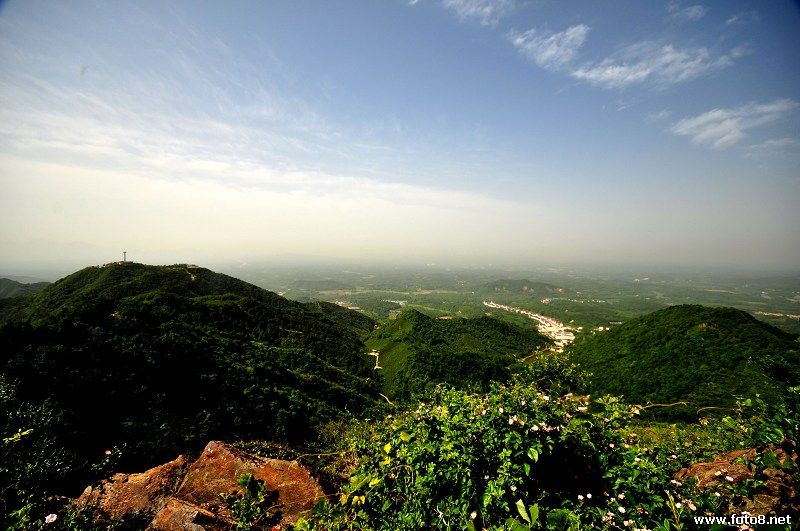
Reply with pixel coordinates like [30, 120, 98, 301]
[567, 304, 800, 418]
[0, 277, 50, 298]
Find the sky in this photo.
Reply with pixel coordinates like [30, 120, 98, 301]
[0, 0, 799, 277]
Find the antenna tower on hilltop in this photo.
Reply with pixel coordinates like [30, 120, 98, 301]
[123, 251, 127, 263]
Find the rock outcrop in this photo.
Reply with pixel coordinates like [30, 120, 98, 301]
[76, 441, 325, 530]
[675, 445, 798, 517]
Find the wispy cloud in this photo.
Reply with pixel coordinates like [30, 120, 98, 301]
[441, 0, 514, 26]
[508, 25, 590, 70]
[667, 2, 707, 21]
[726, 10, 759, 25]
[670, 99, 799, 149]
[646, 109, 672, 122]
[746, 137, 799, 157]
[571, 42, 743, 89]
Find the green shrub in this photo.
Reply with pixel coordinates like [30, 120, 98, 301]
[296, 374, 718, 530]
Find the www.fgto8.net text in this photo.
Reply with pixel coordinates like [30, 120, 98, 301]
[693, 513, 792, 527]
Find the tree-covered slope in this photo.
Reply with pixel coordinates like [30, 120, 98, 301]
[567, 304, 800, 417]
[365, 309, 551, 400]
[0, 262, 382, 498]
[303, 300, 376, 338]
[0, 278, 50, 299]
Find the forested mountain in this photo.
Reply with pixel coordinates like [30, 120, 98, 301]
[0, 278, 50, 299]
[366, 309, 551, 400]
[568, 304, 800, 418]
[0, 262, 382, 502]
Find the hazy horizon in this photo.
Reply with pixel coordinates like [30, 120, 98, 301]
[1, 1, 799, 275]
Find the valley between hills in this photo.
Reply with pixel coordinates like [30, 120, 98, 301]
[1, 262, 798, 530]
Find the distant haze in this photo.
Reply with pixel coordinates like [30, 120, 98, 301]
[1, 1, 799, 276]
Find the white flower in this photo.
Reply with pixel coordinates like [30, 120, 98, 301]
[586, 493, 592, 499]
[675, 502, 682, 508]
[470, 511, 477, 520]
[45, 514, 57, 524]
[725, 475, 734, 482]
[499, 407, 504, 414]
[618, 506, 626, 513]
[578, 494, 584, 501]
[510, 485, 517, 492]
[617, 493, 625, 500]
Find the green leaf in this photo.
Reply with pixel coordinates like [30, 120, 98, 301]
[516, 499, 530, 524]
[527, 447, 539, 462]
[529, 504, 539, 525]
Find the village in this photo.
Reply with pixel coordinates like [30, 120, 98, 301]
[483, 300, 576, 350]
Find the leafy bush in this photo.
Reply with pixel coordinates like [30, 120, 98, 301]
[297, 374, 719, 530]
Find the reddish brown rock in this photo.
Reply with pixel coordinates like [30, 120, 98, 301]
[74, 441, 325, 529]
[76, 454, 190, 520]
[148, 498, 233, 531]
[675, 446, 798, 517]
[177, 440, 325, 524]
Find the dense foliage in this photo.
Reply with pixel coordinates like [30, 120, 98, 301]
[0, 263, 382, 526]
[297, 375, 800, 531]
[366, 309, 551, 400]
[304, 300, 377, 337]
[568, 305, 800, 419]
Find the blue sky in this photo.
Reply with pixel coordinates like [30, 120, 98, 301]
[0, 0, 798, 274]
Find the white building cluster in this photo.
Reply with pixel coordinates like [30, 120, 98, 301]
[483, 300, 576, 350]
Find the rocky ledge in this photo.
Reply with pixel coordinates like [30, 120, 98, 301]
[76, 441, 325, 530]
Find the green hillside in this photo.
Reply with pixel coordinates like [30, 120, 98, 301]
[366, 309, 551, 400]
[567, 304, 800, 418]
[0, 278, 50, 299]
[0, 262, 382, 498]
[304, 299, 376, 337]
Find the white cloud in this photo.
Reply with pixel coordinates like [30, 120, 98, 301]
[646, 109, 672, 122]
[441, 0, 514, 26]
[746, 137, 799, 157]
[670, 99, 799, 149]
[571, 42, 739, 89]
[508, 25, 590, 70]
[667, 2, 707, 21]
[726, 10, 759, 25]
